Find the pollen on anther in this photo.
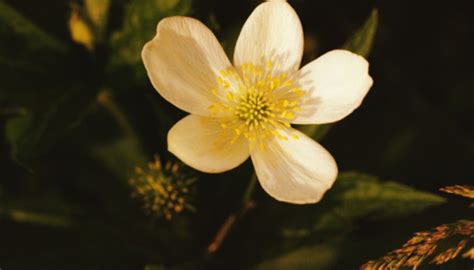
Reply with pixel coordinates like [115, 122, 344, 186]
[129, 156, 196, 220]
[209, 62, 306, 145]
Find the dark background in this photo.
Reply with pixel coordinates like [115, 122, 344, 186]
[1, 0, 473, 269]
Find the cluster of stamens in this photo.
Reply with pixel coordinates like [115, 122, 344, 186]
[235, 88, 272, 127]
[129, 156, 196, 220]
[208, 60, 305, 148]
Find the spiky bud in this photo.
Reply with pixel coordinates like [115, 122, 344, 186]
[129, 156, 196, 220]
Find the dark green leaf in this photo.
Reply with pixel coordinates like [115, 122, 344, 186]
[144, 265, 166, 270]
[297, 124, 332, 141]
[0, 0, 67, 53]
[0, 3, 94, 165]
[299, 172, 446, 233]
[342, 8, 378, 57]
[107, 0, 192, 83]
[0, 1, 71, 101]
[253, 244, 338, 270]
[268, 171, 446, 241]
[5, 85, 98, 166]
[91, 91, 148, 180]
[0, 196, 73, 228]
[240, 172, 445, 269]
[91, 136, 147, 180]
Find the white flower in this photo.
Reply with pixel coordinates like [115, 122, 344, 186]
[142, 1, 373, 204]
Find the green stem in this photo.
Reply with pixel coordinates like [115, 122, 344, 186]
[0, 207, 72, 228]
[97, 90, 135, 136]
[0, 106, 28, 117]
[95, 89, 148, 173]
[207, 172, 257, 255]
[205, 121, 334, 256]
[206, 120, 335, 255]
[298, 124, 333, 141]
[241, 173, 258, 204]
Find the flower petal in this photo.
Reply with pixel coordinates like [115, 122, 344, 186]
[292, 50, 373, 124]
[233, 1, 303, 74]
[251, 128, 338, 204]
[142, 17, 232, 116]
[168, 114, 250, 173]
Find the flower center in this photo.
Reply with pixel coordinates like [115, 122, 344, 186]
[235, 87, 272, 128]
[209, 61, 304, 148]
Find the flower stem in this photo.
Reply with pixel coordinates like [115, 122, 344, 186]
[96, 89, 148, 172]
[97, 90, 136, 136]
[0, 206, 72, 228]
[206, 173, 257, 255]
[206, 123, 335, 256]
[241, 173, 258, 204]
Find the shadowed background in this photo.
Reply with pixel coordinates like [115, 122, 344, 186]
[0, 0, 472, 269]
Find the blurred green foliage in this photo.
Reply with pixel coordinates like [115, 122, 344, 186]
[1, 0, 96, 166]
[254, 243, 338, 270]
[108, 0, 192, 82]
[0, 0, 472, 269]
[0, 1, 66, 53]
[342, 8, 378, 58]
[91, 91, 147, 179]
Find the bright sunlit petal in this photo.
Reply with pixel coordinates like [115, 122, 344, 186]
[292, 50, 373, 124]
[233, 1, 303, 75]
[142, 17, 232, 117]
[168, 114, 250, 173]
[251, 128, 338, 204]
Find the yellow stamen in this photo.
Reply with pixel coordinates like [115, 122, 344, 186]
[209, 62, 305, 147]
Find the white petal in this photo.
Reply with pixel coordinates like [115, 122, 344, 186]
[251, 128, 338, 204]
[142, 17, 232, 116]
[292, 50, 373, 124]
[168, 115, 250, 173]
[233, 1, 303, 74]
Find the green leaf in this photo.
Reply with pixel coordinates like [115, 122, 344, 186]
[329, 172, 445, 220]
[0, 3, 97, 166]
[264, 172, 446, 239]
[0, 1, 72, 101]
[5, 113, 31, 168]
[91, 91, 148, 180]
[342, 8, 378, 57]
[0, 0, 67, 53]
[281, 172, 445, 242]
[0, 207, 72, 227]
[0, 197, 73, 228]
[308, 172, 446, 233]
[242, 172, 445, 269]
[5, 85, 98, 166]
[91, 136, 147, 180]
[253, 244, 338, 270]
[108, 0, 192, 82]
[144, 265, 166, 270]
[297, 124, 332, 141]
[277, 172, 444, 240]
[0, 4, 100, 166]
